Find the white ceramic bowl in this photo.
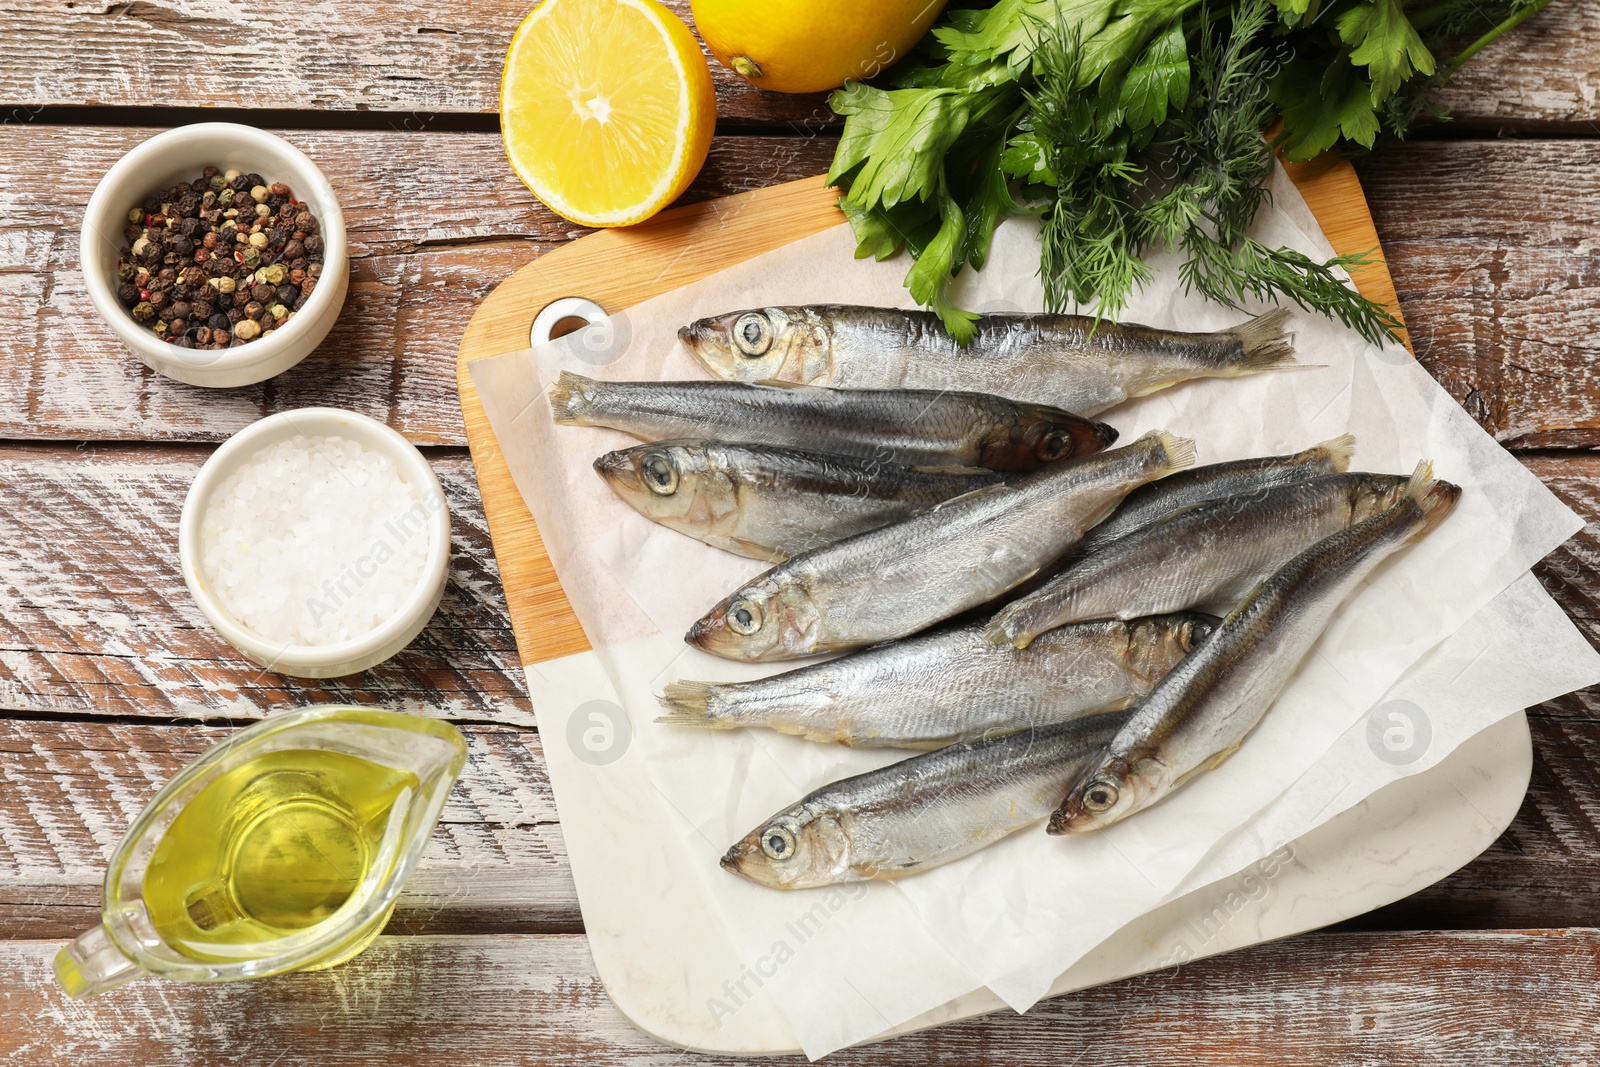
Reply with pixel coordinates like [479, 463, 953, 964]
[179, 408, 451, 678]
[81, 123, 349, 388]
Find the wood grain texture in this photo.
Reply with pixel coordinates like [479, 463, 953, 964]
[0, 0, 1589, 131]
[1428, 0, 1600, 132]
[0, 124, 836, 445]
[0, 718, 576, 940]
[0, 443, 532, 721]
[2, 125, 1595, 452]
[1359, 140, 1600, 449]
[0, 0, 837, 127]
[7, 700, 1600, 941]
[5, 929, 1600, 1064]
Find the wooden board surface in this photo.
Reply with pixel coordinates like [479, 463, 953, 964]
[454, 161, 1403, 670]
[0, 0, 1591, 130]
[5, 929, 1600, 1064]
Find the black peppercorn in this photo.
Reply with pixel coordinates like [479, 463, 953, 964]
[243, 300, 264, 319]
[170, 236, 193, 255]
[275, 283, 299, 305]
[192, 326, 211, 344]
[173, 335, 195, 349]
[281, 239, 305, 260]
[169, 300, 192, 321]
[292, 292, 309, 311]
[116, 282, 140, 304]
[303, 235, 322, 255]
[229, 174, 252, 193]
[207, 312, 230, 331]
[148, 291, 168, 310]
[248, 283, 271, 304]
[299, 275, 318, 297]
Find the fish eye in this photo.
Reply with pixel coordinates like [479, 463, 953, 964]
[640, 452, 679, 496]
[733, 312, 773, 357]
[1081, 779, 1120, 813]
[726, 598, 763, 636]
[1037, 429, 1072, 462]
[760, 823, 796, 861]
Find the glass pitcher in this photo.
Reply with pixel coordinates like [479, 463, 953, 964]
[55, 706, 468, 998]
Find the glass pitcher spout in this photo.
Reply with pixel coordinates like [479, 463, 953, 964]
[55, 923, 142, 999]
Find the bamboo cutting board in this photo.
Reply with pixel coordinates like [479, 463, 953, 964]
[455, 160, 1408, 668]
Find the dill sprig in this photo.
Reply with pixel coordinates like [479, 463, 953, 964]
[825, 0, 1553, 344]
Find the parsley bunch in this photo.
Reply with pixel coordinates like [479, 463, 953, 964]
[826, 0, 1553, 343]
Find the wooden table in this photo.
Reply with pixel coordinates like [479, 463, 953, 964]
[2, 2, 1598, 1061]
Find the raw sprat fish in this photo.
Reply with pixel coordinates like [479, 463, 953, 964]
[986, 471, 1415, 649]
[658, 614, 1213, 748]
[721, 712, 1132, 889]
[1050, 465, 1461, 836]
[549, 371, 1116, 472]
[678, 305, 1297, 417]
[1072, 434, 1357, 558]
[686, 430, 1197, 662]
[594, 440, 1003, 562]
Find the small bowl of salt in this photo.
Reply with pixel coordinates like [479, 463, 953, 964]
[179, 408, 451, 678]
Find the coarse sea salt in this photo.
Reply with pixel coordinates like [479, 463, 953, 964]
[199, 434, 436, 647]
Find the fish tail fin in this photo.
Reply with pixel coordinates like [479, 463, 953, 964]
[1308, 433, 1357, 473]
[548, 371, 593, 427]
[980, 611, 1033, 650]
[1141, 430, 1197, 474]
[1401, 460, 1462, 540]
[1227, 308, 1297, 372]
[655, 681, 722, 726]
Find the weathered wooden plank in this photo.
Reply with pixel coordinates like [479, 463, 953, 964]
[0, 444, 533, 722]
[0, 124, 837, 445]
[0, 718, 576, 939]
[3, 446, 1600, 934]
[0, 0, 836, 127]
[5, 700, 1599, 941]
[0, 0, 1589, 130]
[3, 126, 1596, 450]
[1359, 141, 1600, 450]
[1428, 0, 1600, 132]
[3, 929, 1599, 1063]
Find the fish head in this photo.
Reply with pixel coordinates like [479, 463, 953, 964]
[593, 441, 737, 530]
[721, 808, 853, 889]
[985, 409, 1118, 471]
[678, 308, 830, 384]
[686, 579, 820, 662]
[1048, 753, 1160, 834]
[1344, 473, 1413, 524]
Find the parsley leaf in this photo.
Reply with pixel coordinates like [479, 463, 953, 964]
[1337, 0, 1436, 104]
[1272, 54, 1381, 160]
[1119, 17, 1191, 129]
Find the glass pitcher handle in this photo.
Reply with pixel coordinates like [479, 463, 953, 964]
[54, 923, 142, 998]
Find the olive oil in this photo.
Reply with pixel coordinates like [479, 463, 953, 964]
[142, 749, 419, 962]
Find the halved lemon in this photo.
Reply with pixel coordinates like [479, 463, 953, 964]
[501, 0, 717, 228]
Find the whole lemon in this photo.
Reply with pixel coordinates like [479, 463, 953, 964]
[691, 0, 948, 95]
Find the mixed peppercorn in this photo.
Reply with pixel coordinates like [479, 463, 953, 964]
[115, 166, 325, 349]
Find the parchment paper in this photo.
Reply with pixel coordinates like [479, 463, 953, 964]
[470, 163, 1597, 1055]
